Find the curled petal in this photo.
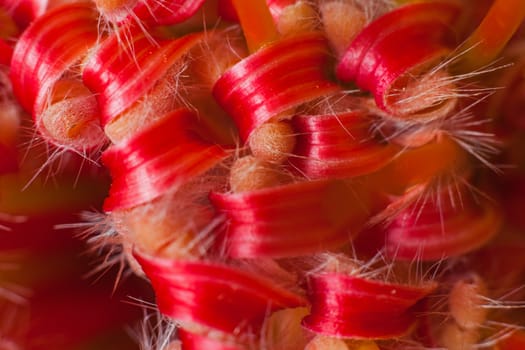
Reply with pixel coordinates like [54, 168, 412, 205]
[83, 29, 203, 126]
[303, 273, 437, 339]
[103, 109, 228, 212]
[210, 180, 371, 258]
[136, 253, 307, 335]
[291, 111, 398, 179]
[336, 2, 460, 118]
[10, 3, 99, 115]
[8, 3, 104, 150]
[213, 32, 338, 142]
[384, 185, 503, 261]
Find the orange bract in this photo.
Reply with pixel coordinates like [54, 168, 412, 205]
[369, 134, 469, 195]
[231, 0, 279, 52]
[459, 0, 525, 71]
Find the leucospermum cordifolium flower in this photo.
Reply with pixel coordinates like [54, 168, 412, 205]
[2, 0, 525, 349]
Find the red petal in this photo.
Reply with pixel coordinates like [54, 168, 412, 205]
[83, 29, 203, 126]
[10, 3, 98, 115]
[291, 111, 397, 179]
[336, 2, 459, 116]
[103, 109, 227, 211]
[385, 185, 503, 260]
[136, 254, 306, 335]
[210, 180, 371, 258]
[303, 273, 437, 339]
[213, 32, 338, 142]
